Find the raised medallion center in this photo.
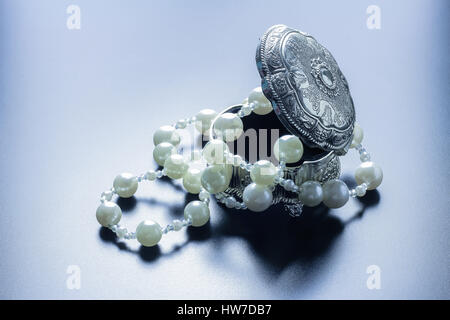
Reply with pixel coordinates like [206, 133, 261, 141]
[319, 66, 335, 88]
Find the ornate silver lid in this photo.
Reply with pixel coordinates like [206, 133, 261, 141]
[256, 25, 355, 153]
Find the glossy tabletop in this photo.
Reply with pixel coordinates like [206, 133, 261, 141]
[0, 0, 448, 299]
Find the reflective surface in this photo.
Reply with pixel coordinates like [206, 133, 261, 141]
[0, 0, 448, 299]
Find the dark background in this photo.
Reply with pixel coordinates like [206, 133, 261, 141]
[0, 0, 448, 299]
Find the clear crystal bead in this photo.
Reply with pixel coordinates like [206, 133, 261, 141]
[225, 196, 236, 208]
[116, 227, 127, 239]
[360, 152, 371, 162]
[176, 119, 187, 129]
[199, 190, 210, 201]
[146, 170, 157, 181]
[241, 104, 252, 116]
[101, 190, 113, 201]
[356, 184, 367, 197]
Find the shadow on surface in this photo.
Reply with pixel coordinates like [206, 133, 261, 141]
[101, 187, 380, 273]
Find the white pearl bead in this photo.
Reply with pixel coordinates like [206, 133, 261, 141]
[184, 200, 210, 227]
[153, 142, 176, 166]
[299, 181, 323, 207]
[350, 123, 364, 148]
[113, 173, 138, 198]
[250, 160, 277, 186]
[243, 183, 273, 212]
[153, 125, 180, 146]
[195, 109, 218, 134]
[136, 220, 162, 247]
[96, 201, 122, 227]
[202, 139, 229, 165]
[213, 113, 244, 142]
[248, 87, 273, 115]
[273, 135, 304, 163]
[163, 154, 188, 179]
[182, 167, 203, 194]
[355, 161, 383, 190]
[200, 164, 232, 194]
[322, 179, 349, 208]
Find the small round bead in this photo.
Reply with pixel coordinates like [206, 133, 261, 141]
[248, 87, 273, 115]
[213, 113, 244, 142]
[200, 164, 232, 194]
[355, 184, 367, 197]
[163, 154, 188, 179]
[113, 173, 138, 198]
[175, 119, 187, 129]
[199, 189, 210, 202]
[322, 179, 349, 208]
[96, 201, 122, 227]
[153, 142, 177, 166]
[182, 167, 203, 194]
[153, 125, 180, 146]
[284, 179, 297, 192]
[273, 135, 304, 163]
[299, 181, 323, 207]
[172, 219, 183, 231]
[184, 201, 210, 227]
[225, 196, 237, 208]
[242, 183, 273, 212]
[115, 226, 128, 239]
[250, 160, 277, 186]
[350, 123, 364, 148]
[241, 104, 253, 116]
[202, 139, 229, 165]
[360, 151, 371, 162]
[194, 109, 218, 134]
[101, 190, 113, 201]
[145, 170, 157, 181]
[136, 220, 162, 247]
[156, 170, 164, 178]
[355, 162, 383, 190]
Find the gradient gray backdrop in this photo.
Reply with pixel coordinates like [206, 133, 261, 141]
[0, 0, 449, 299]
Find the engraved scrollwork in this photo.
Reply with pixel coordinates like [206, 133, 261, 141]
[257, 25, 356, 152]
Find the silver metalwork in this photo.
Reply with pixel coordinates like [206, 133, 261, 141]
[256, 24, 355, 154]
[209, 105, 341, 207]
[222, 149, 340, 205]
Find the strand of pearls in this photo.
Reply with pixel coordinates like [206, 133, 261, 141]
[212, 98, 383, 211]
[96, 109, 219, 247]
[96, 87, 383, 247]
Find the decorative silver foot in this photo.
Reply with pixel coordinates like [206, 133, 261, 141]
[284, 203, 304, 217]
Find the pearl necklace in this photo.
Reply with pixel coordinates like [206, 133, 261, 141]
[96, 87, 383, 248]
